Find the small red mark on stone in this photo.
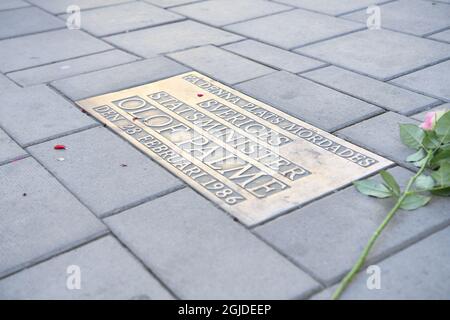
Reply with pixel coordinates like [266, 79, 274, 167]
[80, 108, 87, 114]
[133, 117, 139, 121]
[54, 144, 66, 150]
[197, 93, 204, 97]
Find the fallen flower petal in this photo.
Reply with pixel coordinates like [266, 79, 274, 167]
[197, 93, 204, 97]
[54, 144, 66, 150]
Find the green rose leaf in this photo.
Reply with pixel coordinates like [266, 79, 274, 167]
[431, 162, 450, 187]
[431, 187, 450, 197]
[400, 194, 431, 210]
[354, 179, 392, 198]
[435, 111, 450, 143]
[399, 124, 425, 150]
[380, 170, 400, 196]
[406, 149, 426, 163]
[413, 156, 429, 168]
[414, 175, 435, 191]
[423, 131, 441, 149]
[431, 149, 450, 167]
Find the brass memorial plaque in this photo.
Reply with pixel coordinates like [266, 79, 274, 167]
[77, 72, 392, 226]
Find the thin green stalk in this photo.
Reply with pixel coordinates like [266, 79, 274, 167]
[332, 151, 434, 300]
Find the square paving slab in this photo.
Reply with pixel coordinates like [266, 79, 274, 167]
[302, 66, 438, 114]
[342, 0, 450, 36]
[77, 71, 391, 226]
[28, 126, 183, 218]
[225, 9, 364, 49]
[0, 7, 64, 40]
[297, 29, 450, 81]
[222, 39, 326, 74]
[105, 20, 243, 58]
[105, 188, 319, 299]
[170, 0, 292, 27]
[313, 226, 450, 299]
[60, 1, 184, 37]
[0, 236, 173, 299]
[0, 85, 97, 147]
[167, 45, 275, 85]
[0, 29, 112, 73]
[391, 60, 450, 102]
[0, 158, 106, 278]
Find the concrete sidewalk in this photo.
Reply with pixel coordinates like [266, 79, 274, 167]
[0, 0, 449, 299]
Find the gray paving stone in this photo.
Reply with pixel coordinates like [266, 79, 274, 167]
[222, 39, 326, 73]
[0, 6, 64, 40]
[411, 103, 450, 122]
[0, 0, 29, 11]
[225, 9, 364, 49]
[0, 85, 96, 147]
[0, 128, 27, 165]
[296, 29, 450, 81]
[51, 57, 189, 101]
[7, 50, 139, 86]
[170, 0, 291, 27]
[28, 126, 183, 218]
[0, 74, 19, 91]
[255, 167, 450, 285]
[313, 226, 450, 299]
[28, 0, 131, 14]
[429, 29, 450, 43]
[336, 112, 420, 167]
[0, 157, 106, 278]
[343, 0, 450, 36]
[60, 2, 184, 37]
[235, 71, 382, 132]
[0, 29, 112, 73]
[168, 45, 275, 85]
[105, 189, 319, 299]
[274, 0, 389, 16]
[302, 66, 438, 115]
[105, 20, 243, 58]
[145, 0, 205, 7]
[0, 236, 173, 299]
[390, 60, 450, 102]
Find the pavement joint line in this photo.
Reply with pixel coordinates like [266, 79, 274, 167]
[107, 232, 180, 300]
[164, 0, 214, 9]
[0, 5, 32, 13]
[290, 48, 450, 88]
[309, 218, 450, 299]
[295, 63, 332, 75]
[100, 184, 187, 219]
[218, 42, 328, 75]
[0, 229, 110, 281]
[3, 49, 116, 75]
[219, 7, 298, 28]
[426, 26, 450, 37]
[334, 0, 398, 17]
[6, 54, 144, 87]
[0, 154, 31, 167]
[231, 74, 385, 132]
[23, 0, 137, 15]
[297, 72, 443, 116]
[0, 26, 67, 42]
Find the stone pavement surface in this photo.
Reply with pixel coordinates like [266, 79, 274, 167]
[0, 0, 449, 300]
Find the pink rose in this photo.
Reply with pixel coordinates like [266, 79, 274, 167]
[420, 112, 436, 131]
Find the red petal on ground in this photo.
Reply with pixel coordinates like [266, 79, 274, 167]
[197, 93, 204, 97]
[54, 144, 66, 150]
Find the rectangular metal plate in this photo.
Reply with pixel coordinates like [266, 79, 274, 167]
[77, 71, 392, 226]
